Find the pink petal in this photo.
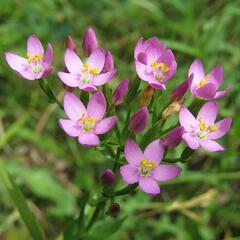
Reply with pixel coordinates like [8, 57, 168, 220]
[63, 92, 87, 120]
[152, 165, 182, 181]
[182, 133, 200, 150]
[139, 177, 160, 195]
[59, 119, 81, 137]
[194, 82, 217, 100]
[215, 87, 231, 99]
[87, 91, 106, 119]
[188, 59, 205, 85]
[43, 43, 53, 65]
[179, 107, 197, 131]
[41, 67, 52, 78]
[197, 101, 218, 126]
[144, 139, 164, 165]
[120, 164, 139, 184]
[92, 70, 116, 86]
[58, 72, 79, 87]
[200, 139, 224, 152]
[16, 70, 35, 80]
[27, 35, 44, 56]
[207, 117, 232, 140]
[78, 132, 100, 147]
[5, 52, 28, 72]
[208, 65, 222, 89]
[64, 49, 83, 74]
[94, 116, 118, 134]
[134, 37, 143, 59]
[135, 61, 152, 82]
[78, 83, 97, 92]
[87, 48, 105, 71]
[124, 138, 144, 166]
[148, 79, 166, 90]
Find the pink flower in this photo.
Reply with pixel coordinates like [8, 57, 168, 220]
[120, 139, 181, 195]
[5, 35, 53, 80]
[134, 37, 177, 90]
[112, 79, 129, 105]
[82, 27, 99, 57]
[188, 59, 231, 100]
[164, 126, 184, 148]
[179, 101, 232, 152]
[58, 48, 116, 92]
[59, 91, 118, 147]
[129, 107, 149, 134]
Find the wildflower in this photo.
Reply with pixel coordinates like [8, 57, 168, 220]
[120, 139, 181, 195]
[134, 37, 177, 90]
[58, 48, 116, 91]
[101, 169, 116, 187]
[112, 79, 129, 105]
[5, 35, 53, 80]
[188, 59, 231, 100]
[82, 27, 99, 57]
[59, 91, 118, 147]
[164, 126, 184, 148]
[179, 101, 232, 152]
[129, 107, 149, 134]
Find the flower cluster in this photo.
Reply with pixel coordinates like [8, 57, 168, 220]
[5, 27, 232, 198]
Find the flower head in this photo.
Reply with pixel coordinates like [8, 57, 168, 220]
[58, 48, 116, 92]
[59, 91, 118, 147]
[5, 35, 53, 80]
[120, 139, 181, 195]
[179, 101, 232, 152]
[129, 107, 149, 134]
[188, 59, 231, 100]
[134, 37, 177, 90]
[82, 27, 99, 57]
[112, 79, 129, 105]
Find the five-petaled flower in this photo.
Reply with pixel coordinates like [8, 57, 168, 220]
[188, 59, 231, 100]
[134, 37, 177, 90]
[5, 35, 53, 80]
[179, 101, 232, 152]
[58, 48, 116, 92]
[59, 91, 118, 147]
[120, 139, 181, 195]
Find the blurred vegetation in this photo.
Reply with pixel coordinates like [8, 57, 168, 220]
[0, 0, 240, 239]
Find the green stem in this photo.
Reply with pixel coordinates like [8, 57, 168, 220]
[113, 183, 138, 196]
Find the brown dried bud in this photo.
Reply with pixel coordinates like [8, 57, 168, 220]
[139, 86, 155, 107]
[162, 98, 184, 119]
[106, 202, 120, 217]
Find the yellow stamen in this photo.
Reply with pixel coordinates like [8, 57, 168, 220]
[140, 159, 156, 169]
[208, 123, 217, 132]
[90, 67, 100, 75]
[82, 63, 89, 73]
[150, 61, 169, 72]
[199, 117, 207, 131]
[198, 74, 209, 88]
[27, 54, 43, 63]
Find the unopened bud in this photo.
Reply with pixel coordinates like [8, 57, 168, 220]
[112, 79, 129, 106]
[106, 202, 120, 217]
[101, 169, 116, 187]
[129, 107, 149, 134]
[82, 27, 99, 56]
[66, 35, 77, 52]
[139, 86, 155, 107]
[102, 51, 114, 73]
[164, 126, 184, 148]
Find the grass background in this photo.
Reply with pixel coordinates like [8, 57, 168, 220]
[0, 0, 240, 239]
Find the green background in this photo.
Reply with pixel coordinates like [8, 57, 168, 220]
[0, 0, 239, 239]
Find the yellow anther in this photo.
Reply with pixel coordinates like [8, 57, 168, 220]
[82, 63, 89, 73]
[150, 61, 169, 72]
[140, 159, 156, 169]
[208, 124, 217, 132]
[27, 54, 43, 63]
[198, 75, 209, 88]
[90, 67, 100, 75]
[199, 117, 207, 131]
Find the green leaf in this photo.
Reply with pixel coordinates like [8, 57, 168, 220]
[0, 160, 45, 240]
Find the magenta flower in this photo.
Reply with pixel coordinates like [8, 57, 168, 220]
[134, 37, 177, 90]
[129, 107, 149, 134]
[82, 27, 99, 57]
[5, 35, 53, 80]
[164, 126, 184, 148]
[58, 48, 116, 92]
[179, 101, 232, 152]
[120, 139, 181, 195]
[112, 79, 129, 105]
[59, 91, 118, 147]
[188, 59, 231, 100]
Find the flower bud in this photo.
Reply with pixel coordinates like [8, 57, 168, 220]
[112, 79, 129, 106]
[101, 169, 116, 187]
[139, 86, 155, 107]
[163, 126, 184, 148]
[106, 202, 120, 217]
[82, 27, 99, 56]
[171, 74, 193, 101]
[162, 98, 184, 119]
[66, 35, 77, 52]
[129, 107, 148, 134]
[102, 51, 114, 73]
